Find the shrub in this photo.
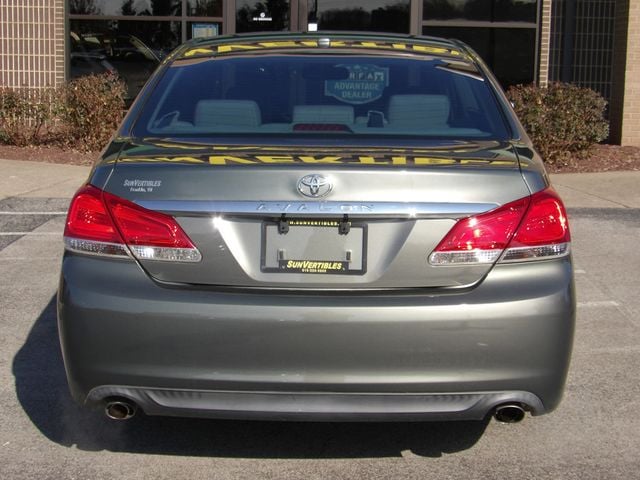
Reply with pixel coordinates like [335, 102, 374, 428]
[0, 87, 53, 146]
[56, 73, 126, 151]
[506, 82, 609, 165]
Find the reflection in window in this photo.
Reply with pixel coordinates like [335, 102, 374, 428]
[423, 0, 537, 23]
[69, 0, 102, 15]
[70, 19, 181, 100]
[133, 55, 511, 140]
[423, 26, 535, 86]
[310, 0, 410, 33]
[236, 0, 290, 33]
[188, 22, 221, 39]
[188, 0, 223, 16]
[70, 0, 183, 16]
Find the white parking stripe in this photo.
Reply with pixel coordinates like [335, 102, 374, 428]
[0, 232, 60, 236]
[0, 211, 67, 215]
[0, 257, 59, 261]
[577, 300, 620, 308]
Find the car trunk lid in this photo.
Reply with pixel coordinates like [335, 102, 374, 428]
[103, 140, 530, 289]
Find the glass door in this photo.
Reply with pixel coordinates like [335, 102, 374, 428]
[235, 0, 293, 32]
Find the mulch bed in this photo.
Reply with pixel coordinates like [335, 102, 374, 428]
[1, 143, 639, 173]
[548, 144, 640, 173]
[0, 144, 97, 165]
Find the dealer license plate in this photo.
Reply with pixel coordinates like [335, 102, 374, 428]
[260, 219, 367, 275]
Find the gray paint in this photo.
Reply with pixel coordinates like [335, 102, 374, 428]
[58, 253, 575, 419]
[58, 33, 575, 422]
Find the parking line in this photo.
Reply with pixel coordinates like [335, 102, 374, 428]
[0, 211, 67, 215]
[0, 257, 59, 261]
[577, 300, 620, 308]
[0, 232, 60, 236]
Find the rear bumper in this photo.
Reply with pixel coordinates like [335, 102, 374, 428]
[87, 387, 544, 421]
[58, 254, 575, 421]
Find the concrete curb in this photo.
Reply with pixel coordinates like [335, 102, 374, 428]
[550, 172, 640, 209]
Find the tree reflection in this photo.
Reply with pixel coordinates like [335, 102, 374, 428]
[69, 0, 101, 15]
[121, 0, 135, 15]
[320, 7, 370, 31]
[424, 0, 536, 22]
[188, 0, 223, 17]
[150, 0, 181, 16]
[116, 0, 182, 16]
[318, 2, 410, 34]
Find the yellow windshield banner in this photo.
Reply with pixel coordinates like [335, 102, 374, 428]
[182, 40, 464, 60]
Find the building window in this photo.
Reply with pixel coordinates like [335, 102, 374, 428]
[422, 0, 539, 88]
[70, 19, 182, 57]
[308, 0, 410, 34]
[67, 0, 541, 98]
[423, 0, 536, 23]
[549, 0, 615, 104]
[188, 0, 223, 16]
[236, 0, 290, 33]
[423, 26, 535, 86]
[68, 1, 224, 51]
[69, 0, 183, 16]
[68, 1, 224, 101]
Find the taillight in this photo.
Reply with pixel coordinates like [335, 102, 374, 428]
[430, 187, 570, 265]
[501, 188, 570, 262]
[64, 185, 129, 257]
[64, 185, 201, 262]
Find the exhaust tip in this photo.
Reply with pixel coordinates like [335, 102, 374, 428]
[105, 399, 137, 420]
[494, 403, 526, 424]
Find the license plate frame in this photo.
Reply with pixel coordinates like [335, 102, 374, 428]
[260, 219, 368, 275]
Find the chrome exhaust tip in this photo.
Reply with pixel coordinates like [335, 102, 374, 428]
[494, 403, 526, 424]
[105, 399, 137, 420]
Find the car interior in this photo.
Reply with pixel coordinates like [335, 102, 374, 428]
[140, 55, 509, 139]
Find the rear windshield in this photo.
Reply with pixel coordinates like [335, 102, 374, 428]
[132, 54, 511, 140]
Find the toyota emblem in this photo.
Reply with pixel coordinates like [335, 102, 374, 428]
[297, 174, 332, 198]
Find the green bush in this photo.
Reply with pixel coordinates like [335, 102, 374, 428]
[56, 73, 126, 151]
[507, 82, 609, 165]
[0, 87, 53, 146]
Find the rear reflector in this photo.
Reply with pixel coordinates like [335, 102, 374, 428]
[430, 187, 570, 265]
[64, 185, 201, 262]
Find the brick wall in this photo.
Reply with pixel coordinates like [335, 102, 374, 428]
[538, 0, 552, 87]
[0, 0, 65, 89]
[610, 0, 640, 146]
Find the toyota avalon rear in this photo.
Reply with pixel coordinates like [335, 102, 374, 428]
[57, 33, 575, 424]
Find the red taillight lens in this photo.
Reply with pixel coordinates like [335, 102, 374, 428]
[430, 187, 570, 265]
[64, 185, 201, 262]
[433, 197, 529, 253]
[64, 185, 123, 243]
[510, 189, 570, 247]
[103, 192, 195, 249]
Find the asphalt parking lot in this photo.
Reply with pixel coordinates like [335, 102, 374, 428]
[0, 159, 639, 479]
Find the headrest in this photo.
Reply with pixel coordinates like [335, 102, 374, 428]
[387, 95, 450, 127]
[194, 100, 261, 127]
[293, 105, 355, 124]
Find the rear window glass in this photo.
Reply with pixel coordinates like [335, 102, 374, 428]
[132, 54, 510, 140]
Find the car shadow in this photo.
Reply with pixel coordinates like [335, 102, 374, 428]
[13, 296, 490, 458]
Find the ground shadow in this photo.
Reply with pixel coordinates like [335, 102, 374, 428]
[13, 297, 489, 458]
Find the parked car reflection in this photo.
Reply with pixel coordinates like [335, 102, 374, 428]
[69, 31, 160, 104]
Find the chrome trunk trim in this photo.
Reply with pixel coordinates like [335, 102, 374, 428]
[136, 200, 498, 218]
